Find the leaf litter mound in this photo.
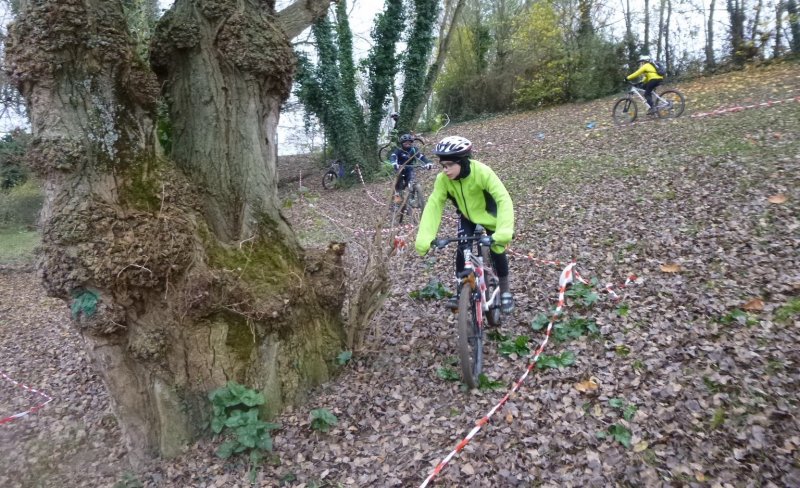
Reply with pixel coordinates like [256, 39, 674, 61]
[1, 62, 799, 487]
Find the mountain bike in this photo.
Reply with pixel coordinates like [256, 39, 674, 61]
[322, 160, 363, 190]
[612, 82, 685, 125]
[390, 160, 430, 226]
[432, 228, 502, 389]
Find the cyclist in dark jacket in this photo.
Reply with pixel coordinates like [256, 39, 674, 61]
[390, 133, 432, 194]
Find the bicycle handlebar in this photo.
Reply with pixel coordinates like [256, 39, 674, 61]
[432, 235, 493, 249]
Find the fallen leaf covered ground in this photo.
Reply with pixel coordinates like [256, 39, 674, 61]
[1, 62, 799, 487]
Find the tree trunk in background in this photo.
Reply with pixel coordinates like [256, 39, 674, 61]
[410, 0, 467, 128]
[728, 0, 747, 64]
[623, 0, 637, 67]
[657, 0, 666, 59]
[6, 0, 345, 467]
[706, 0, 717, 69]
[787, 0, 800, 54]
[665, 0, 672, 73]
[773, 1, 784, 58]
[751, 0, 763, 42]
[644, 0, 651, 53]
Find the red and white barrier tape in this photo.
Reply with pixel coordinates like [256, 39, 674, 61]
[419, 258, 637, 486]
[419, 262, 579, 487]
[0, 371, 53, 425]
[353, 165, 388, 207]
[689, 95, 800, 119]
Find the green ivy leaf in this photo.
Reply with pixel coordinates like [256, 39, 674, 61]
[216, 440, 238, 459]
[436, 367, 460, 382]
[608, 397, 624, 409]
[310, 408, 338, 432]
[477, 374, 504, 390]
[530, 313, 550, 331]
[558, 351, 576, 366]
[608, 424, 632, 448]
[623, 404, 638, 421]
[336, 350, 353, 365]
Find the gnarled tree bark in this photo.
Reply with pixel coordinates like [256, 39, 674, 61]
[6, 0, 342, 467]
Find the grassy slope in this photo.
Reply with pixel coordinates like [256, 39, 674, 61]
[0, 226, 38, 267]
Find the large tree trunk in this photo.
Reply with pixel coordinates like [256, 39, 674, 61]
[6, 0, 344, 467]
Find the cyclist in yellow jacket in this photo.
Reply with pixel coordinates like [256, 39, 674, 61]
[626, 55, 664, 115]
[415, 136, 515, 313]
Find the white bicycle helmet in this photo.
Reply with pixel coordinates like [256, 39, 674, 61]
[638, 55, 651, 63]
[433, 136, 472, 159]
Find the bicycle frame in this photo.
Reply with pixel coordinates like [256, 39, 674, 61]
[459, 246, 501, 326]
[628, 85, 664, 109]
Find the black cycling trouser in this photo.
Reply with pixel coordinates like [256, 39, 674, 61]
[395, 166, 414, 193]
[643, 79, 663, 109]
[455, 215, 509, 279]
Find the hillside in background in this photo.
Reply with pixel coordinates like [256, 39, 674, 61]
[2, 61, 799, 487]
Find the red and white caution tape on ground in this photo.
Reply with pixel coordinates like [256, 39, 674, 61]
[353, 165, 388, 207]
[689, 95, 800, 118]
[418, 262, 579, 487]
[418, 257, 638, 487]
[0, 371, 53, 425]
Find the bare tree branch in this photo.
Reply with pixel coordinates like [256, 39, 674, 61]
[277, 0, 336, 40]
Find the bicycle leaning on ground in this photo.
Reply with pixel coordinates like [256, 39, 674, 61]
[322, 159, 364, 190]
[431, 227, 503, 389]
[612, 82, 685, 124]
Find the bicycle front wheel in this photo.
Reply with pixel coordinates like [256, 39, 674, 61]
[322, 170, 337, 190]
[457, 282, 482, 389]
[612, 98, 637, 125]
[656, 90, 685, 118]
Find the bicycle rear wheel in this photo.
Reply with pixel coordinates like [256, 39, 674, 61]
[612, 98, 637, 125]
[457, 282, 482, 389]
[655, 90, 685, 118]
[322, 170, 337, 190]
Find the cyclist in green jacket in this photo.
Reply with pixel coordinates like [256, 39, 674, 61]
[626, 55, 664, 114]
[415, 136, 515, 313]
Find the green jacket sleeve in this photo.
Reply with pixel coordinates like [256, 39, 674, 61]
[415, 173, 448, 255]
[482, 166, 514, 249]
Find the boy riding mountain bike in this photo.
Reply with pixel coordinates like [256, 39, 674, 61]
[415, 136, 515, 314]
[626, 55, 664, 115]
[390, 133, 432, 195]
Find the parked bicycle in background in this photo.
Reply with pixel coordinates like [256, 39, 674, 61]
[322, 159, 365, 190]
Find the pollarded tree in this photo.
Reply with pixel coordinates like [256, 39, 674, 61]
[5, 0, 349, 467]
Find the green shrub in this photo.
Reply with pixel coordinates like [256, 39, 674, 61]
[209, 381, 280, 481]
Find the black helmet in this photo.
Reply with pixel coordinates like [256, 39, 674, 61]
[390, 112, 399, 119]
[433, 136, 472, 159]
[399, 133, 415, 143]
